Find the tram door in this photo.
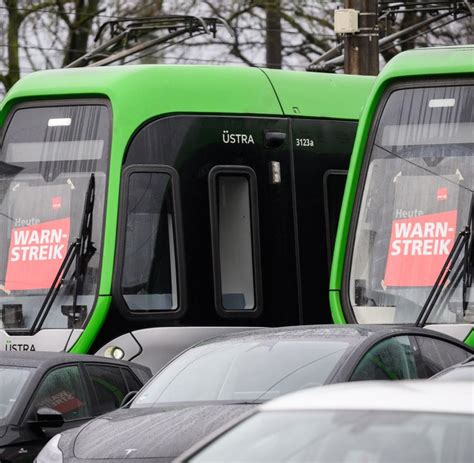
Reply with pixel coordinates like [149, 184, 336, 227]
[117, 115, 300, 328]
[205, 118, 299, 326]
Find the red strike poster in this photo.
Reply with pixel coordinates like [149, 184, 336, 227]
[384, 210, 457, 287]
[382, 172, 462, 288]
[5, 218, 70, 290]
[3, 183, 72, 292]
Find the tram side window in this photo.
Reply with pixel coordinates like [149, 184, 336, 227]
[121, 172, 178, 311]
[211, 172, 258, 311]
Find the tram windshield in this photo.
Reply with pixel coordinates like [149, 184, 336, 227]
[349, 82, 474, 325]
[0, 103, 109, 332]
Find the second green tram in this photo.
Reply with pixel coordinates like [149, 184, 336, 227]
[330, 46, 474, 347]
[0, 65, 374, 366]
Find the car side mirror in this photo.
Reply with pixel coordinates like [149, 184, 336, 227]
[35, 407, 64, 428]
[120, 391, 137, 407]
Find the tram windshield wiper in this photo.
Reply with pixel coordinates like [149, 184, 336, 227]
[416, 196, 474, 327]
[30, 174, 96, 335]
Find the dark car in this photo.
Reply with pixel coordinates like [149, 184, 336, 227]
[0, 351, 151, 462]
[431, 354, 474, 381]
[36, 325, 473, 463]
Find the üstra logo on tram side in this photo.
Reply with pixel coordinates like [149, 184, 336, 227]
[5, 340, 36, 351]
[222, 130, 255, 144]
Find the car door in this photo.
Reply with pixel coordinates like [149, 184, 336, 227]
[349, 335, 420, 381]
[413, 335, 471, 377]
[20, 364, 93, 460]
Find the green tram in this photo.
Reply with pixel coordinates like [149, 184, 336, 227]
[0, 65, 374, 364]
[330, 46, 474, 347]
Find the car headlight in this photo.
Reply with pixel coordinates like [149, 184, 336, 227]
[35, 433, 63, 463]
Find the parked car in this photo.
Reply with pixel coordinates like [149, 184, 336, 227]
[177, 380, 474, 462]
[35, 325, 472, 463]
[431, 355, 474, 381]
[0, 351, 151, 462]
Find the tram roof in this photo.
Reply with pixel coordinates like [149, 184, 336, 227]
[1, 65, 374, 122]
[375, 45, 473, 88]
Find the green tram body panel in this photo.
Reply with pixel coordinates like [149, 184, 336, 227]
[330, 46, 474, 346]
[0, 65, 374, 354]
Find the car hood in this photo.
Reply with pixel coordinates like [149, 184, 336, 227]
[73, 403, 254, 460]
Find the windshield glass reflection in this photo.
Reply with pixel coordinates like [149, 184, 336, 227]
[350, 83, 474, 324]
[0, 104, 109, 331]
[189, 410, 473, 463]
[0, 366, 31, 420]
[132, 338, 349, 405]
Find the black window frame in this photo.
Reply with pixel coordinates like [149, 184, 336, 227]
[208, 165, 263, 318]
[341, 77, 474, 324]
[113, 164, 186, 320]
[323, 169, 348, 272]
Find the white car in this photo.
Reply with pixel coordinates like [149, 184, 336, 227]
[177, 381, 474, 463]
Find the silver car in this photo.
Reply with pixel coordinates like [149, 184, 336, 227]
[178, 381, 474, 463]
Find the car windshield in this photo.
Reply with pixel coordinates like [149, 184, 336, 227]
[349, 83, 474, 325]
[189, 410, 473, 463]
[0, 366, 32, 420]
[0, 103, 109, 332]
[132, 337, 350, 405]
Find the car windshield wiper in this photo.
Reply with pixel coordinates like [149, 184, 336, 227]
[30, 174, 96, 335]
[416, 195, 474, 327]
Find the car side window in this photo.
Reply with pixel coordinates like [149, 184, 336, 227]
[30, 365, 90, 422]
[351, 335, 418, 381]
[86, 365, 129, 415]
[122, 368, 142, 391]
[415, 336, 470, 377]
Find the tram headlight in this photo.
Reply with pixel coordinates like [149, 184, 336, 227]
[104, 345, 125, 360]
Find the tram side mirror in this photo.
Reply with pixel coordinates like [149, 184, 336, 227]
[1, 304, 24, 329]
[35, 407, 64, 428]
[120, 391, 138, 407]
[354, 279, 368, 306]
[61, 305, 87, 328]
[264, 131, 286, 149]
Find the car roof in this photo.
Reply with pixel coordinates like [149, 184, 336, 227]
[261, 381, 474, 415]
[196, 324, 459, 347]
[0, 351, 140, 370]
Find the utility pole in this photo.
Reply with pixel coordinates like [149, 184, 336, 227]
[343, 0, 379, 75]
[265, 0, 282, 69]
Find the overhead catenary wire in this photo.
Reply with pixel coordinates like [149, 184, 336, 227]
[0, 14, 336, 38]
[379, 13, 470, 52]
